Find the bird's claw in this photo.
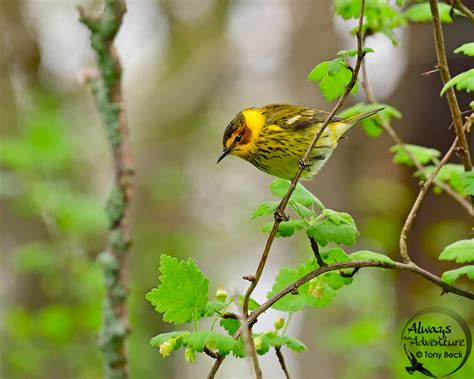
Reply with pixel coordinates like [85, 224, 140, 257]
[298, 159, 312, 172]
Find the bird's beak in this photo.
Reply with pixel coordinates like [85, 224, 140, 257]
[217, 148, 231, 163]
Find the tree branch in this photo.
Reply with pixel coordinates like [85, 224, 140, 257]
[239, 259, 474, 336]
[447, 0, 474, 22]
[207, 355, 225, 379]
[429, 0, 472, 174]
[275, 347, 291, 379]
[78, 2, 133, 379]
[400, 137, 459, 263]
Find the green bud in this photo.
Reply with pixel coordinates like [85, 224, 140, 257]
[253, 336, 263, 351]
[159, 339, 175, 358]
[274, 317, 285, 330]
[215, 285, 228, 302]
[185, 348, 196, 363]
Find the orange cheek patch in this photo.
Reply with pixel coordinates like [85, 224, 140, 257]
[241, 127, 252, 145]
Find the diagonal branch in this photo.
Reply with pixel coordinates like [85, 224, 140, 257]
[400, 137, 459, 263]
[275, 347, 291, 379]
[78, 2, 133, 379]
[447, 0, 474, 22]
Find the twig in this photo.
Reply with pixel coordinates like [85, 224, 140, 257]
[275, 347, 291, 379]
[400, 137, 459, 263]
[361, 59, 472, 215]
[447, 0, 474, 22]
[429, 0, 472, 174]
[241, 0, 368, 318]
[309, 236, 326, 267]
[207, 355, 225, 379]
[78, 2, 133, 379]
[237, 298, 262, 379]
[237, 259, 474, 336]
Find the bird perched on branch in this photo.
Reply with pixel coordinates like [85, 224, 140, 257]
[218, 104, 382, 180]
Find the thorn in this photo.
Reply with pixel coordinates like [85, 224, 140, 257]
[290, 286, 299, 295]
[243, 275, 256, 282]
[421, 68, 439, 77]
[298, 159, 312, 172]
[78, 67, 99, 85]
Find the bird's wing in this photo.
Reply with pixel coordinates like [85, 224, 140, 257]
[419, 366, 435, 377]
[261, 104, 342, 130]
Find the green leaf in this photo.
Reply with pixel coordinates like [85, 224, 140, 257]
[253, 333, 272, 355]
[350, 250, 395, 265]
[270, 335, 308, 352]
[220, 318, 240, 336]
[441, 69, 474, 95]
[459, 171, 474, 195]
[290, 201, 316, 220]
[150, 331, 189, 349]
[405, 3, 458, 23]
[396, 0, 406, 6]
[418, 164, 465, 194]
[439, 239, 474, 263]
[267, 259, 337, 311]
[238, 295, 260, 311]
[251, 201, 280, 219]
[306, 209, 358, 247]
[337, 47, 374, 58]
[454, 42, 474, 57]
[182, 331, 241, 356]
[203, 300, 225, 317]
[441, 266, 474, 285]
[390, 144, 441, 166]
[307, 57, 358, 102]
[262, 219, 305, 238]
[270, 178, 324, 208]
[146, 255, 209, 325]
[339, 102, 401, 138]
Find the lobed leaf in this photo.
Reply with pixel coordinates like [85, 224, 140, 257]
[441, 266, 474, 285]
[145, 255, 209, 325]
[251, 201, 280, 219]
[459, 171, 474, 196]
[306, 209, 358, 247]
[405, 3, 459, 23]
[390, 144, 441, 166]
[350, 250, 395, 265]
[182, 331, 241, 356]
[270, 178, 325, 209]
[220, 318, 240, 336]
[439, 239, 474, 264]
[454, 42, 474, 57]
[441, 69, 474, 95]
[307, 57, 358, 102]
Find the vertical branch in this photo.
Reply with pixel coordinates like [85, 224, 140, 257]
[78, 2, 133, 378]
[275, 347, 291, 379]
[429, 0, 472, 173]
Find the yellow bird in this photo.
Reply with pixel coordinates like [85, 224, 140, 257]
[218, 104, 382, 180]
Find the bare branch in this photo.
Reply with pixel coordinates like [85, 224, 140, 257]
[400, 137, 459, 263]
[207, 355, 225, 379]
[429, 0, 472, 173]
[275, 347, 292, 379]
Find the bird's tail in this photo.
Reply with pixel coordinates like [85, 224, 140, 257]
[342, 107, 385, 124]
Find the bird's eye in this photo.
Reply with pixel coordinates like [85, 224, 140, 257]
[235, 134, 242, 143]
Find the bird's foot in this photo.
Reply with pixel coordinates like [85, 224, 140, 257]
[298, 159, 312, 172]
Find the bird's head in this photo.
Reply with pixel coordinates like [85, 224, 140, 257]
[217, 108, 265, 163]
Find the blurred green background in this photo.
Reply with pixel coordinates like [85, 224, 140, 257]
[0, 0, 472, 378]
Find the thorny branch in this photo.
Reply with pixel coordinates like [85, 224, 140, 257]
[78, 1, 133, 378]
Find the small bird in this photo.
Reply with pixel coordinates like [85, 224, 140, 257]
[404, 345, 435, 377]
[218, 104, 382, 180]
